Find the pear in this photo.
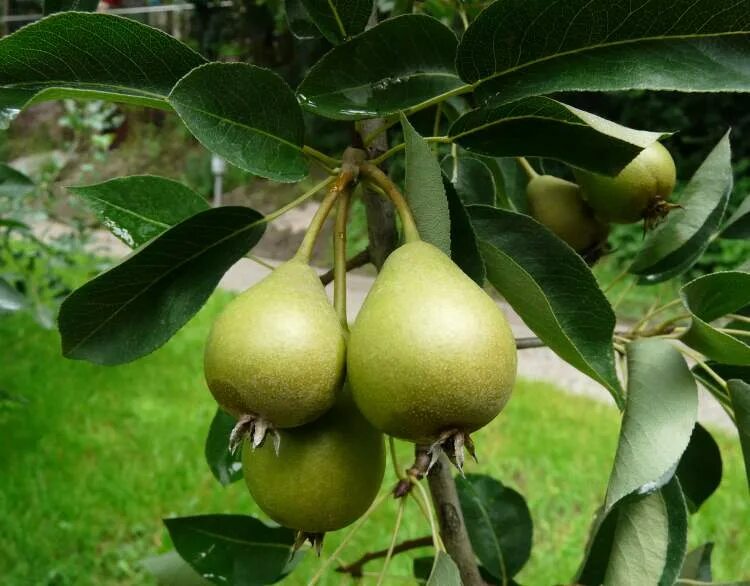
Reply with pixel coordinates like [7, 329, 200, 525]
[347, 241, 517, 461]
[574, 142, 677, 226]
[204, 259, 346, 449]
[526, 174, 609, 256]
[242, 390, 385, 548]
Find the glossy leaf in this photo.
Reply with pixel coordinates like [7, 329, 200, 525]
[456, 0, 750, 105]
[680, 543, 714, 581]
[728, 379, 750, 490]
[70, 175, 209, 248]
[143, 551, 211, 586]
[722, 195, 750, 240]
[469, 205, 621, 399]
[169, 63, 307, 182]
[456, 474, 532, 581]
[204, 408, 242, 486]
[676, 424, 722, 513]
[441, 155, 496, 206]
[0, 164, 34, 198]
[44, 0, 98, 14]
[164, 515, 301, 585]
[299, 0, 371, 44]
[444, 177, 485, 285]
[494, 158, 529, 212]
[450, 97, 665, 176]
[0, 13, 205, 117]
[59, 207, 265, 365]
[426, 552, 461, 586]
[285, 0, 321, 40]
[680, 272, 750, 366]
[0, 278, 25, 313]
[605, 340, 697, 511]
[631, 132, 733, 283]
[297, 15, 463, 120]
[402, 115, 450, 255]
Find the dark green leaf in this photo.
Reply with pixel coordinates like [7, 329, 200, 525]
[143, 551, 212, 586]
[0, 13, 205, 118]
[456, 474, 532, 580]
[299, 0, 371, 43]
[44, 0, 98, 14]
[680, 272, 750, 366]
[693, 362, 750, 394]
[426, 552, 461, 586]
[0, 164, 34, 198]
[469, 205, 621, 399]
[450, 97, 665, 176]
[606, 340, 697, 511]
[676, 424, 722, 513]
[164, 515, 302, 585]
[70, 175, 209, 249]
[444, 176, 485, 285]
[297, 15, 463, 120]
[575, 506, 619, 585]
[494, 158, 528, 212]
[205, 408, 242, 486]
[402, 115, 450, 255]
[0, 278, 25, 313]
[722, 195, 750, 240]
[457, 0, 750, 105]
[59, 206, 265, 365]
[680, 543, 714, 581]
[285, 0, 321, 40]
[169, 63, 307, 182]
[631, 132, 733, 283]
[728, 379, 750, 490]
[441, 154, 496, 206]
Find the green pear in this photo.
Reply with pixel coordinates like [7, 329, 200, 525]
[242, 391, 385, 537]
[574, 141, 677, 225]
[204, 259, 346, 436]
[347, 241, 517, 448]
[526, 174, 609, 254]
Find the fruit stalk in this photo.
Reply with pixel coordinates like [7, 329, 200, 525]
[359, 162, 421, 243]
[333, 184, 352, 329]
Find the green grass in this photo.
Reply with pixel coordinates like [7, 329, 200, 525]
[1, 293, 748, 585]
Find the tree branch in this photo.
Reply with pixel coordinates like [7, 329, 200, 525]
[515, 336, 547, 349]
[335, 536, 433, 577]
[320, 248, 371, 286]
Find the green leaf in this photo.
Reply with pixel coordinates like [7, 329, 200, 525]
[680, 543, 714, 581]
[605, 340, 697, 511]
[676, 424, 722, 513]
[70, 175, 209, 249]
[693, 362, 750, 394]
[456, 0, 750, 105]
[44, 0, 98, 14]
[631, 132, 733, 283]
[0, 164, 34, 198]
[728, 379, 750, 490]
[426, 552, 461, 586]
[680, 272, 750, 366]
[456, 474, 532, 581]
[297, 15, 463, 120]
[169, 63, 307, 182]
[0, 13, 205, 119]
[402, 115, 450, 255]
[143, 551, 212, 586]
[494, 158, 529, 212]
[469, 205, 621, 400]
[444, 176, 485, 285]
[449, 97, 666, 176]
[285, 0, 321, 40]
[164, 515, 302, 585]
[0, 278, 25, 313]
[441, 154, 496, 206]
[722, 194, 750, 240]
[59, 206, 265, 365]
[299, 0, 371, 44]
[204, 408, 242, 486]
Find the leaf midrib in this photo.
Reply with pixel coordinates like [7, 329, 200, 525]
[464, 482, 508, 583]
[304, 71, 461, 101]
[2, 79, 166, 100]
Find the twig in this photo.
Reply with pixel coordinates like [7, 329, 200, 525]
[335, 536, 433, 576]
[515, 337, 546, 349]
[320, 248, 371, 286]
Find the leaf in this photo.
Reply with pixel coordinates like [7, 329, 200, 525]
[298, 0, 371, 44]
[680, 272, 750, 366]
[676, 424, 722, 513]
[143, 551, 212, 586]
[456, 0, 750, 105]
[426, 552, 461, 586]
[605, 340, 697, 511]
[456, 474, 532, 581]
[722, 194, 750, 240]
[728, 379, 750, 490]
[441, 154, 496, 206]
[0, 278, 26, 313]
[469, 205, 621, 399]
[631, 132, 733, 283]
[680, 543, 714, 582]
[284, 0, 321, 40]
[0, 164, 34, 198]
[169, 63, 307, 182]
[693, 362, 750, 394]
[444, 176, 485, 285]
[70, 175, 209, 249]
[59, 206, 265, 365]
[402, 115, 450, 255]
[449, 97, 666, 176]
[0, 13, 205, 119]
[164, 515, 302, 585]
[297, 15, 463, 120]
[204, 408, 242, 486]
[494, 158, 529, 212]
[44, 0, 98, 14]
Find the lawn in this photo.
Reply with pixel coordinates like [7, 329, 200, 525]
[1, 293, 748, 585]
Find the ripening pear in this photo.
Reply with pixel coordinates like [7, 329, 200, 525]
[347, 241, 517, 447]
[204, 259, 346, 435]
[526, 174, 609, 254]
[242, 391, 385, 536]
[574, 142, 677, 225]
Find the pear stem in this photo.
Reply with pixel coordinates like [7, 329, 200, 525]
[516, 156, 538, 180]
[359, 162, 421, 244]
[333, 185, 352, 329]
